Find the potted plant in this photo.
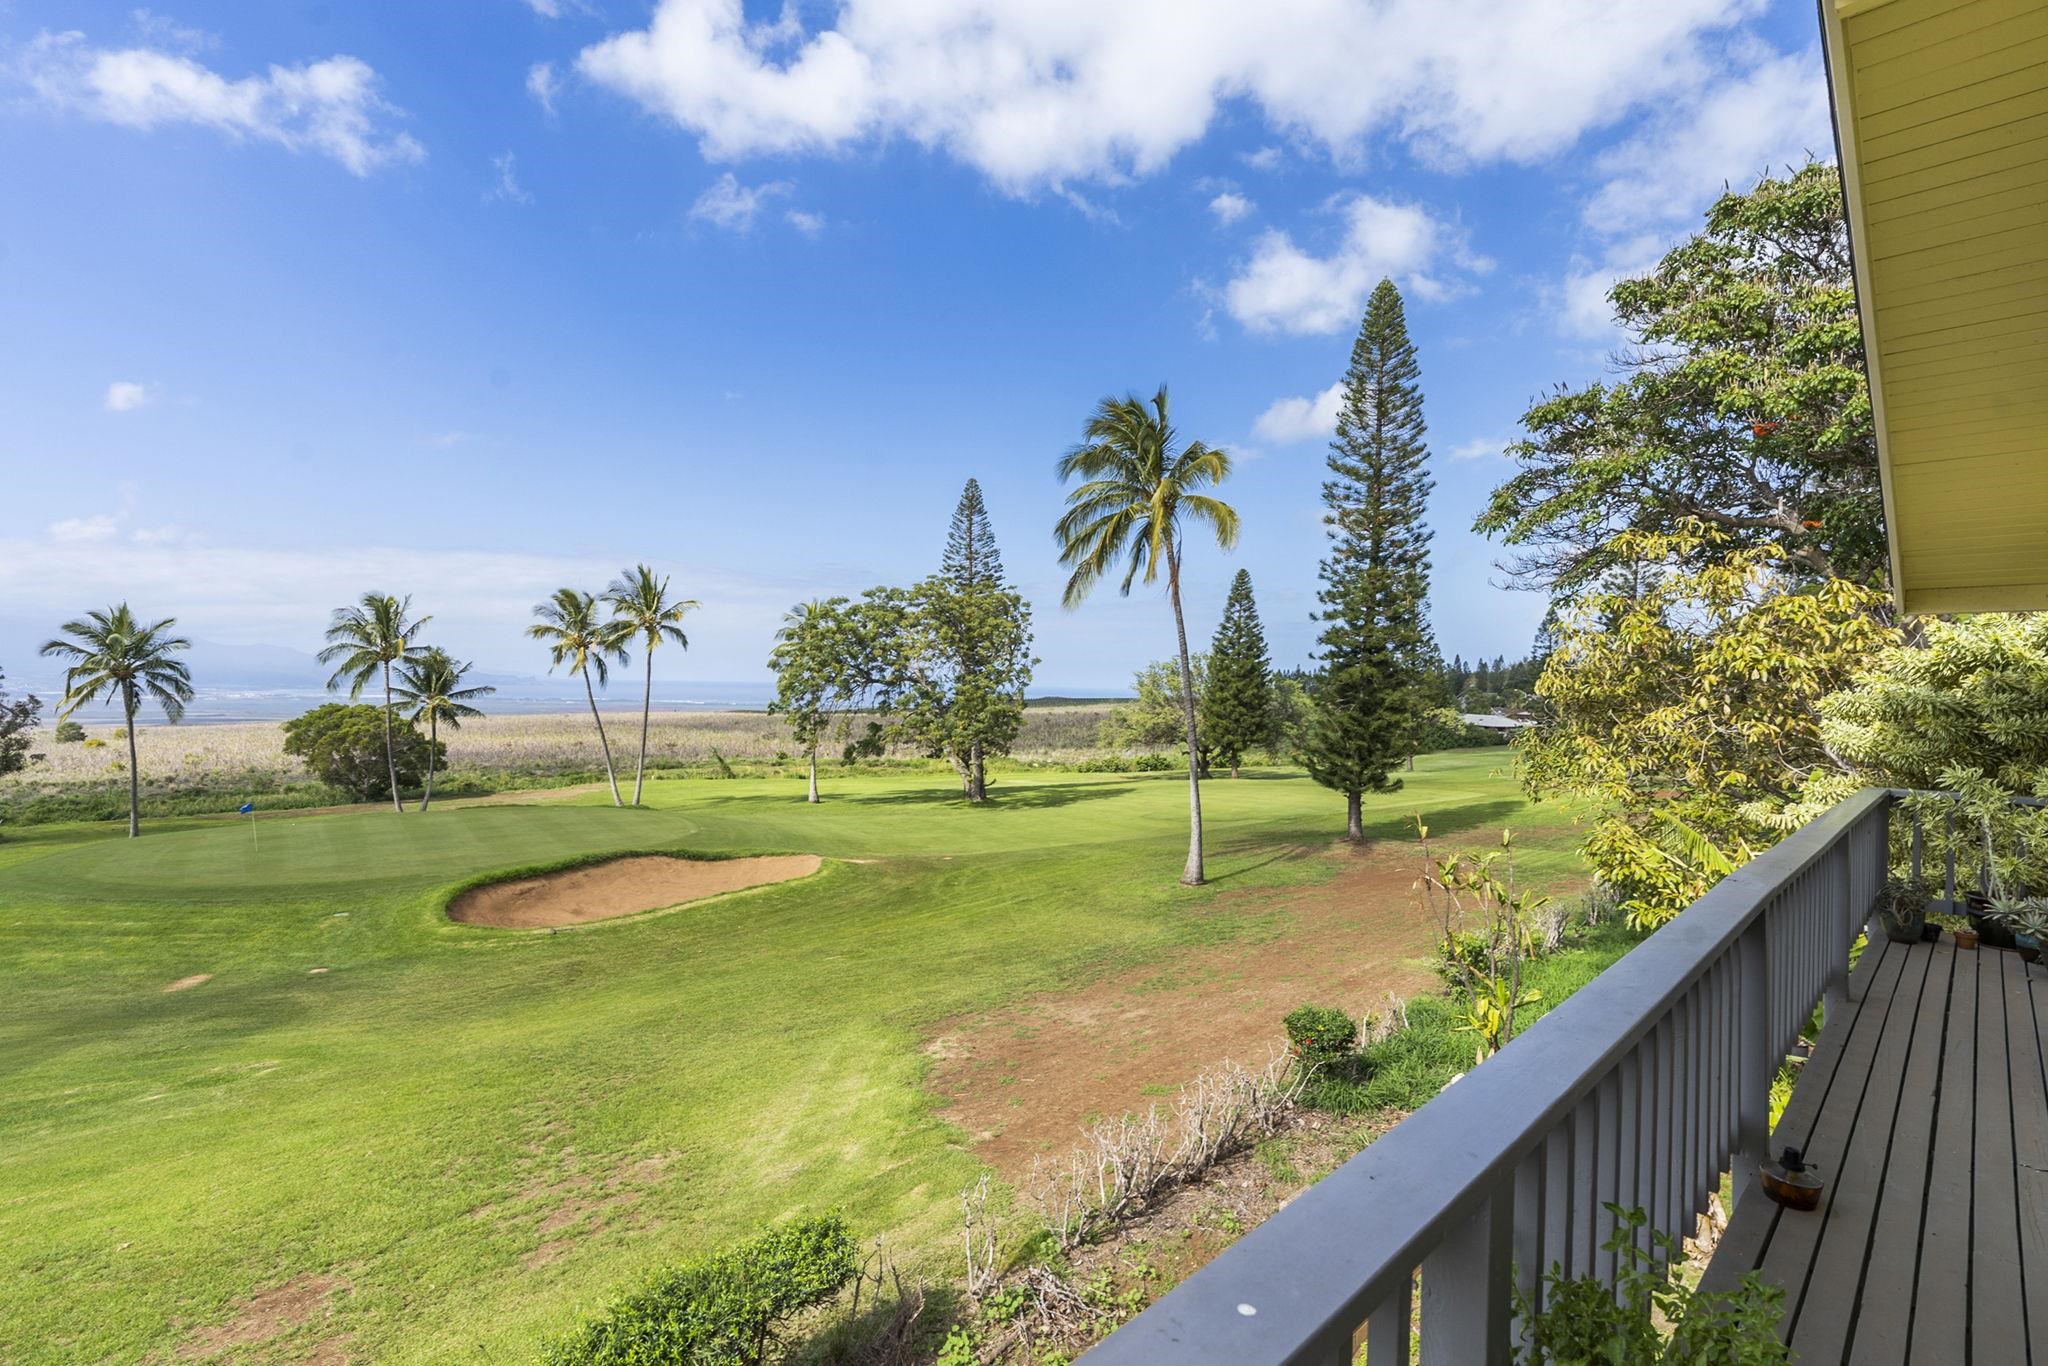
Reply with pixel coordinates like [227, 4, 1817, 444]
[1874, 875, 1932, 945]
[1984, 897, 2048, 964]
[1933, 911, 1978, 950]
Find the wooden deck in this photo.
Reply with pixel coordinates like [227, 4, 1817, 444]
[1702, 931, 2048, 1363]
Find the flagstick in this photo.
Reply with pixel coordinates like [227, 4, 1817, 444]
[248, 807, 258, 851]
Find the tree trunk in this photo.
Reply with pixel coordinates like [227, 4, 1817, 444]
[970, 737, 986, 803]
[1168, 543, 1205, 886]
[807, 747, 819, 803]
[633, 648, 652, 806]
[381, 660, 402, 813]
[585, 672, 623, 806]
[419, 713, 437, 812]
[1346, 789, 1364, 843]
[123, 683, 141, 838]
[1231, 763, 1240, 779]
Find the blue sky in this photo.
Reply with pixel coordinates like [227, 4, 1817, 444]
[0, 0, 1836, 695]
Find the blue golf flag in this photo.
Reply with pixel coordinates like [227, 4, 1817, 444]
[238, 802, 254, 815]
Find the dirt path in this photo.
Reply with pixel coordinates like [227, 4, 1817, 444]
[447, 854, 822, 928]
[925, 843, 1443, 1178]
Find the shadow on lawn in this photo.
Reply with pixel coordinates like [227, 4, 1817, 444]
[700, 780, 1139, 813]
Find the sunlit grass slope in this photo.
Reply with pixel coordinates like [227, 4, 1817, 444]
[0, 753, 1579, 1361]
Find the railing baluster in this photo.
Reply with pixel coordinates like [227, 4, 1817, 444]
[1594, 1068, 1620, 1282]
[1367, 1276, 1412, 1366]
[1656, 1015, 1677, 1249]
[1616, 1045, 1644, 1268]
[1419, 1186, 1513, 1366]
[1512, 1145, 1543, 1348]
[1542, 1123, 1571, 1293]
[1734, 915, 1771, 1200]
[1570, 1093, 1597, 1275]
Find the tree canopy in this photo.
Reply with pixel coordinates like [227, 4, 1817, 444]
[1201, 570, 1273, 777]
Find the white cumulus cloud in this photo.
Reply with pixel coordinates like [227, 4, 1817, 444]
[689, 172, 792, 230]
[48, 516, 120, 543]
[17, 30, 424, 176]
[785, 208, 825, 235]
[574, 0, 1758, 193]
[527, 61, 560, 115]
[103, 380, 152, 412]
[1208, 191, 1252, 225]
[1225, 194, 1489, 336]
[1252, 381, 1344, 444]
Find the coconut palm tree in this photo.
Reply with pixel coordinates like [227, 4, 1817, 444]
[602, 565, 699, 806]
[40, 604, 194, 838]
[529, 587, 627, 807]
[1055, 385, 1239, 886]
[392, 648, 495, 812]
[318, 593, 430, 813]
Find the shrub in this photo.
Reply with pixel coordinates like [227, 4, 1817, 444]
[280, 703, 443, 802]
[1131, 752, 1175, 772]
[53, 720, 85, 744]
[543, 1213, 859, 1366]
[1073, 756, 1131, 773]
[1282, 1005, 1357, 1068]
[81, 737, 107, 750]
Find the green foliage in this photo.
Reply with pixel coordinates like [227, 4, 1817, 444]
[1516, 1206, 1788, 1364]
[1282, 1004, 1357, 1067]
[1304, 279, 1436, 831]
[1522, 523, 1896, 927]
[1131, 752, 1174, 773]
[281, 703, 443, 802]
[767, 597, 891, 797]
[0, 669, 42, 777]
[1414, 706, 1496, 751]
[52, 719, 84, 744]
[1201, 570, 1274, 776]
[1101, 655, 1207, 762]
[542, 1213, 858, 1366]
[38, 604, 195, 836]
[1478, 162, 1883, 599]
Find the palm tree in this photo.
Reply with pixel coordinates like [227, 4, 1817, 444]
[529, 588, 628, 807]
[392, 648, 495, 812]
[40, 604, 194, 838]
[602, 565, 699, 806]
[1055, 385, 1239, 886]
[318, 593, 430, 814]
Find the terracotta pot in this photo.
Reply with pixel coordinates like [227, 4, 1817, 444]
[1954, 927, 1981, 951]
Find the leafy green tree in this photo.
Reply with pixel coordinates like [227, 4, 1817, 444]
[317, 593, 430, 815]
[391, 648, 495, 811]
[1524, 523, 1895, 927]
[1477, 163, 1885, 598]
[1202, 570, 1273, 777]
[528, 588, 628, 807]
[0, 667, 44, 778]
[1304, 279, 1437, 841]
[768, 598, 891, 803]
[603, 565, 699, 807]
[1102, 655, 1209, 768]
[282, 703, 444, 803]
[885, 575, 1035, 802]
[39, 605, 193, 837]
[52, 719, 84, 744]
[1056, 385, 1238, 885]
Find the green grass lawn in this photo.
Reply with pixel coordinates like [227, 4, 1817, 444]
[0, 753, 1582, 1362]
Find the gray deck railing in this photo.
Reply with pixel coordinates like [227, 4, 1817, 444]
[1083, 787, 1892, 1365]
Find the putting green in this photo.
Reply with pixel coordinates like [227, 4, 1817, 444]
[0, 756, 1574, 1362]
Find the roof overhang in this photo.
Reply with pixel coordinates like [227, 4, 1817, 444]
[1818, 0, 2048, 615]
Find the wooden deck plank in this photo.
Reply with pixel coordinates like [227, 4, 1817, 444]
[1785, 939, 1936, 1359]
[1758, 944, 1917, 1345]
[1845, 938, 1957, 1366]
[2003, 951, 2048, 1358]
[1701, 936, 1895, 1299]
[1907, 942, 1979, 1363]
[1972, 948, 2027, 1363]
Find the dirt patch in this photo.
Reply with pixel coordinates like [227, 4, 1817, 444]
[926, 844, 1442, 1178]
[177, 1272, 350, 1360]
[161, 974, 212, 993]
[447, 854, 823, 928]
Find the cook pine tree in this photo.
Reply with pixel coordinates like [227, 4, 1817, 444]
[1201, 569, 1273, 778]
[1304, 278, 1438, 841]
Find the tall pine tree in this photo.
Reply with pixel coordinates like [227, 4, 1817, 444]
[943, 478, 1005, 590]
[1201, 569, 1273, 778]
[1304, 278, 1437, 840]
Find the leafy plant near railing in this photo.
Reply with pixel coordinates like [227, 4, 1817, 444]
[1421, 824, 1549, 1061]
[1515, 1206, 1788, 1364]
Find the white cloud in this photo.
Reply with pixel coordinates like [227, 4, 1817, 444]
[1447, 435, 1513, 462]
[575, 0, 1756, 192]
[524, 0, 598, 16]
[785, 208, 825, 235]
[48, 516, 119, 543]
[1208, 191, 1252, 225]
[17, 30, 424, 176]
[1252, 381, 1343, 444]
[689, 171, 791, 230]
[526, 61, 560, 115]
[104, 380, 151, 411]
[1224, 194, 1489, 335]
[487, 150, 532, 203]
[1240, 145, 1283, 172]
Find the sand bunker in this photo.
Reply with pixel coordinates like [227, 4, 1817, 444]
[447, 854, 822, 929]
